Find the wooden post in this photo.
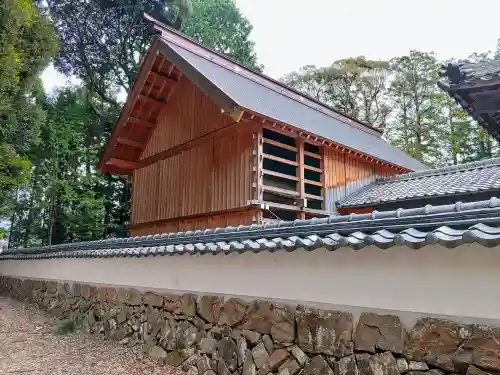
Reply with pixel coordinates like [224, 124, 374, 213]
[253, 127, 264, 201]
[297, 138, 306, 219]
[320, 146, 325, 210]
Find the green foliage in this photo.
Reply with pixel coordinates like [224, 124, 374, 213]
[285, 50, 500, 167]
[8, 88, 108, 246]
[7, 0, 261, 246]
[0, 0, 58, 220]
[56, 318, 75, 334]
[282, 57, 391, 130]
[183, 0, 262, 71]
[39, 0, 192, 108]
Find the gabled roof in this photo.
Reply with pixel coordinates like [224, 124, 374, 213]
[439, 60, 500, 141]
[338, 157, 500, 208]
[98, 14, 426, 174]
[3, 197, 500, 259]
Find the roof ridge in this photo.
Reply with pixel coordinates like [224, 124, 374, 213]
[143, 13, 383, 137]
[376, 157, 500, 183]
[5, 197, 500, 255]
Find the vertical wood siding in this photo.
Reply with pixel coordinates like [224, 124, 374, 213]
[131, 126, 254, 226]
[323, 148, 400, 212]
[140, 76, 234, 159]
[129, 209, 260, 237]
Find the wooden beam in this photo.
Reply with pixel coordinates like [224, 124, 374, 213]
[106, 158, 137, 170]
[136, 120, 241, 169]
[97, 39, 160, 172]
[129, 116, 155, 128]
[149, 69, 178, 84]
[304, 179, 322, 187]
[129, 205, 257, 230]
[304, 150, 322, 159]
[297, 138, 305, 206]
[263, 169, 299, 181]
[229, 107, 245, 122]
[304, 165, 323, 173]
[263, 138, 298, 152]
[253, 128, 264, 201]
[139, 93, 168, 106]
[263, 154, 298, 166]
[117, 137, 144, 148]
[305, 193, 324, 201]
[248, 200, 332, 216]
[263, 185, 299, 198]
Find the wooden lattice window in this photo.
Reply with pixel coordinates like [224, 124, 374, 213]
[259, 128, 324, 220]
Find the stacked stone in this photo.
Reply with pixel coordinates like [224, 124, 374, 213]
[1, 276, 499, 375]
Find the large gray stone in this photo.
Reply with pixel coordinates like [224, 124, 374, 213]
[200, 337, 217, 354]
[289, 345, 309, 366]
[242, 329, 261, 344]
[148, 345, 167, 363]
[302, 355, 334, 375]
[454, 326, 500, 372]
[268, 349, 290, 371]
[357, 352, 399, 375]
[279, 358, 301, 375]
[252, 342, 270, 369]
[165, 350, 189, 367]
[240, 301, 276, 334]
[243, 350, 257, 375]
[214, 337, 239, 372]
[182, 294, 197, 317]
[396, 358, 408, 373]
[142, 292, 163, 307]
[218, 298, 247, 327]
[125, 289, 142, 306]
[408, 361, 428, 371]
[165, 295, 183, 314]
[263, 335, 274, 354]
[335, 355, 358, 375]
[466, 365, 493, 375]
[404, 318, 462, 371]
[271, 306, 295, 344]
[296, 306, 353, 356]
[197, 356, 212, 374]
[177, 321, 199, 349]
[354, 313, 406, 354]
[237, 337, 248, 365]
[198, 295, 223, 323]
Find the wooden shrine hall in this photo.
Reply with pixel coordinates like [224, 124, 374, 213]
[98, 14, 426, 236]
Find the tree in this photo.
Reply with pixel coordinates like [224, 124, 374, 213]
[0, 0, 58, 217]
[182, 0, 262, 71]
[38, 0, 192, 110]
[282, 57, 391, 130]
[386, 51, 442, 165]
[8, 88, 109, 247]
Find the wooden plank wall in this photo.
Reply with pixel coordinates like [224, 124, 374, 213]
[131, 126, 254, 226]
[129, 209, 261, 237]
[141, 76, 234, 159]
[323, 148, 400, 212]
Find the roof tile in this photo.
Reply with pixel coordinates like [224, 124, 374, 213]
[338, 158, 500, 208]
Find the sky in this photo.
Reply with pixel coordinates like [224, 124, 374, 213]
[41, 0, 500, 91]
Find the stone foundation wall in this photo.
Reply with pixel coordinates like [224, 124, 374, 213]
[1, 276, 499, 375]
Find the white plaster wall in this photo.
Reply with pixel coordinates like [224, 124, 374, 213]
[1, 244, 499, 327]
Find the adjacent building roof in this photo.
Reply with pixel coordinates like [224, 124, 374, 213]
[439, 60, 500, 141]
[338, 157, 500, 208]
[3, 197, 500, 260]
[98, 14, 426, 174]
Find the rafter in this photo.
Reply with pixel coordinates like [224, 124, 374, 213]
[117, 137, 144, 148]
[106, 158, 137, 170]
[128, 116, 155, 128]
[139, 93, 168, 106]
